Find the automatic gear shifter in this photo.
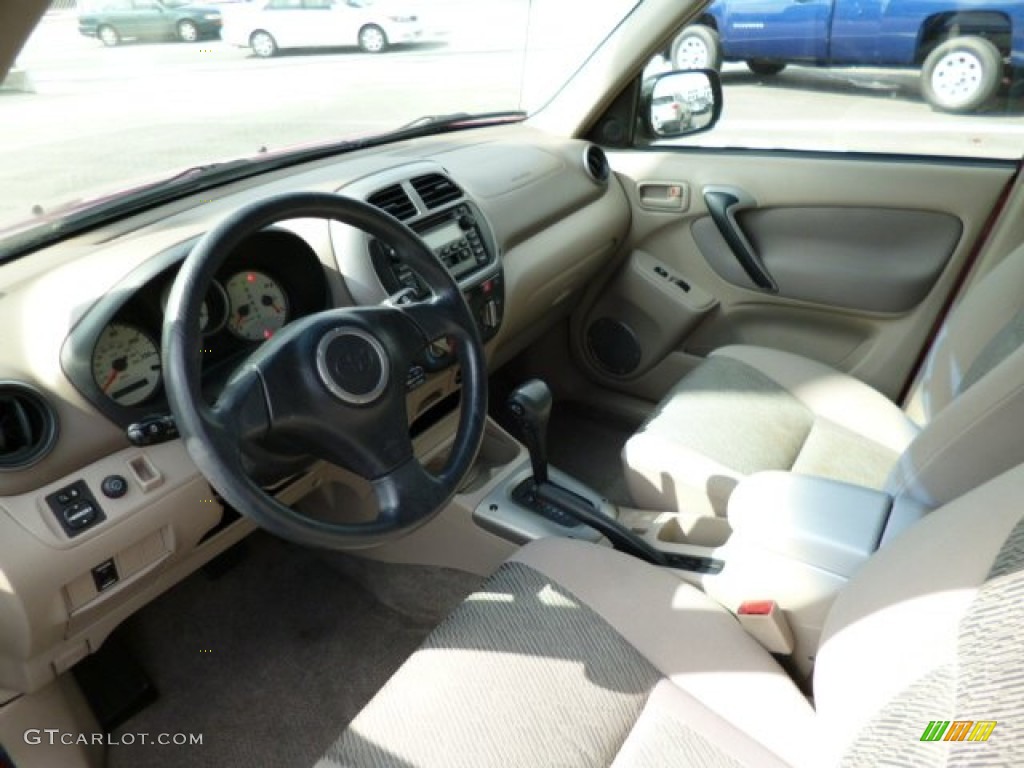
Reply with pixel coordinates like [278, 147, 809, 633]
[505, 379, 552, 486]
[504, 379, 721, 572]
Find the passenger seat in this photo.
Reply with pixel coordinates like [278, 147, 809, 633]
[622, 243, 1024, 517]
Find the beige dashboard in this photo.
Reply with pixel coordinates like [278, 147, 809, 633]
[0, 123, 631, 697]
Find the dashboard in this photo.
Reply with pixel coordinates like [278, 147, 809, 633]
[0, 125, 630, 695]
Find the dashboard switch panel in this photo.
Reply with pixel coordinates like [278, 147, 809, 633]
[46, 480, 107, 538]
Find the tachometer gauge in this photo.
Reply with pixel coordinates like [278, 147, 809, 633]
[91, 323, 161, 406]
[160, 279, 227, 335]
[225, 270, 289, 341]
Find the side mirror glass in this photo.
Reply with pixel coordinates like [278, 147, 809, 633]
[644, 69, 722, 139]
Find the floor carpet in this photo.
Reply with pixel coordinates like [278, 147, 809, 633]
[106, 533, 480, 768]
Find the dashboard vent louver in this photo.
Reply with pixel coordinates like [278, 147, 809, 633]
[367, 184, 417, 221]
[0, 383, 58, 470]
[411, 174, 462, 209]
[583, 145, 610, 184]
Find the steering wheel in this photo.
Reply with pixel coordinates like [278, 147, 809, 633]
[161, 192, 488, 550]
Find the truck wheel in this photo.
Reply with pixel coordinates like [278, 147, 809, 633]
[747, 59, 786, 76]
[921, 36, 1002, 113]
[671, 26, 722, 71]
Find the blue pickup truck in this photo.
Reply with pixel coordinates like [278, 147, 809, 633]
[671, 1, 1024, 112]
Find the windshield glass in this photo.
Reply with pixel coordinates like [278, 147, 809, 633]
[2, 0, 641, 238]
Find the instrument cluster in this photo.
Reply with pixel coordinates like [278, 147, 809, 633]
[64, 228, 329, 421]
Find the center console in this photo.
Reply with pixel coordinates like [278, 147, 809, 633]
[334, 164, 505, 360]
[331, 165, 506, 411]
[617, 470, 895, 678]
[369, 199, 504, 348]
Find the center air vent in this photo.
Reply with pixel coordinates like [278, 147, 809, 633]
[583, 145, 610, 184]
[0, 383, 58, 470]
[411, 174, 462, 209]
[367, 184, 417, 221]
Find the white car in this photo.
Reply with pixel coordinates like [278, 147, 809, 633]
[222, 0, 423, 57]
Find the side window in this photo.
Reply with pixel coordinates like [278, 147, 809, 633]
[268, 0, 303, 10]
[304, 0, 334, 9]
[646, 4, 1024, 161]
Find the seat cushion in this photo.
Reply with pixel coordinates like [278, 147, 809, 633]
[623, 345, 920, 515]
[316, 538, 813, 768]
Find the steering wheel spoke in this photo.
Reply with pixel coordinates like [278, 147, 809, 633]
[372, 456, 448, 528]
[210, 364, 272, 443]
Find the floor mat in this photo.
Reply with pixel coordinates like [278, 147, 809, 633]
[107, 533, 480, 768]
[546, 402, 635, 506]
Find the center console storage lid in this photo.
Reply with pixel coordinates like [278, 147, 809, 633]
[727, 471, 892, 577]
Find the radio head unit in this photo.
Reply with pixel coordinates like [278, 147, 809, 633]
[369, 199, 504, 351]
[414, 204, 490, 279]
[371, 202, 496, 298]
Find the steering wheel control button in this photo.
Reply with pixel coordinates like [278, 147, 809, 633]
[91, 559, 119, 592]
[316, 328, 389, 405]
[101, 474, 129, 499]
[46, 480, 107, 538]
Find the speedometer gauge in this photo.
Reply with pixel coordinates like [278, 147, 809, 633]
[225, 271, 289, 341]
[91, 323, 161, 406]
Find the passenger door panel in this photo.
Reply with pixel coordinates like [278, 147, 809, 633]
[575, 150, 1015, 402]
[693, 205, 963, 312]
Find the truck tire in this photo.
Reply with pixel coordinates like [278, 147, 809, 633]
[747, 59, 786, 76]
[671, 26, 722, 71]
[921, 36, 1002, 113]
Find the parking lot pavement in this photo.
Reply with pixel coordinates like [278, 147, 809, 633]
[0, 4, 1020, 228]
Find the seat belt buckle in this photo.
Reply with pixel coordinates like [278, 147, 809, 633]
[736, 600, 794, 655]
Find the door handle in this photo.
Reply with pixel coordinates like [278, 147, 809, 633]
[703, 187, 778, 292]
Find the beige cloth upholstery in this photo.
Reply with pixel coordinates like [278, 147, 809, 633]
[624, 244, 1024, 516]
[320, 465, 1024, 767]
[512, 538, 816, 766]
[814, 462, 1024, 763]
[623, 345, 918, 514]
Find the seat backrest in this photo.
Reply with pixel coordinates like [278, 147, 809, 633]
[904, 244, 1024, 425]
[813, 464, 1024, 765]
[884, 245, 1024, 513]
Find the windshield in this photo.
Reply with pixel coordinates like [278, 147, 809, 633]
[2, 0, 642, 239]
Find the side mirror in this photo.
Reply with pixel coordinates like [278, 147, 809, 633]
[643, 69, 722, 139]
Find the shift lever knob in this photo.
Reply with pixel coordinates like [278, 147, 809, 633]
[506, 379, 552, 485]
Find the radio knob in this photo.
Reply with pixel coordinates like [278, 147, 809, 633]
[457, 214, 475, 231]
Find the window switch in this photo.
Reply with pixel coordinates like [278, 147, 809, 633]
[92, 559, 119, 592]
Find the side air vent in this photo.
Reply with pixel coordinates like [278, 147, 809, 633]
[410, 174, 462, 209]
[367, 184, 417, 221]
[0, 383, 58, 470]
[583, 145, 610, 184]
